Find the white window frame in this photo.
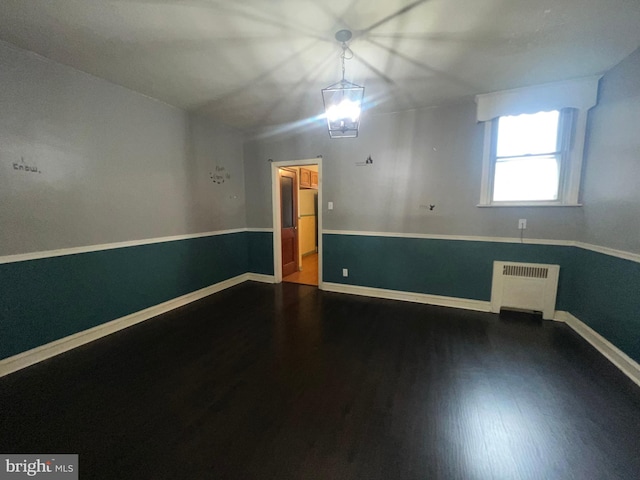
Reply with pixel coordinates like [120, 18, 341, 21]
[476, 77, 600, 207]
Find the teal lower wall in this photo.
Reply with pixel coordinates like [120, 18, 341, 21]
[569, 249, 640, 363]
[0, 232, 248, 360]
[323, 234, 575, 309]
[3, 230, 638, 367]
[247, 231, 274, 275]
[323, 233, 639, 363]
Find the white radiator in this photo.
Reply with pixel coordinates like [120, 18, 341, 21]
[490, 261, 560, 320]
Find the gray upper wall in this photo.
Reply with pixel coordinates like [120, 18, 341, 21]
[4, 35, 637, 257]
[187, 114, 246, 233]
[0, 42, 245, 257]
[244, 102, 583, 241]
[581, 47, 640, 255]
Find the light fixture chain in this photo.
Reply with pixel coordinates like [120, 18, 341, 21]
[340, 42, 354, 82]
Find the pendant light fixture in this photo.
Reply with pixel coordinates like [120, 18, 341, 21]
[321, 30, 365, 138]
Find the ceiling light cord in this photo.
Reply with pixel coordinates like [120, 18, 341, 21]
[340, 42, 353, 82]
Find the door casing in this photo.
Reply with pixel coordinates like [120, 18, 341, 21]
[271, 158, 323, 287]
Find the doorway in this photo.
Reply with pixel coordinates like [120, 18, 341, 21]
[271, 158, 323, 288]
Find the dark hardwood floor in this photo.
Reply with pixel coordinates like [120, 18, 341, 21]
[1, 282, 639, 479]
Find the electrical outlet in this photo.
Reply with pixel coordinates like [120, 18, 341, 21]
[518, 219, 527, 230]
[342, 268, 348, 277]
[328, 201, 334, 210]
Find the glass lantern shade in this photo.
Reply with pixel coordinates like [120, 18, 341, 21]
[321, 80, 365, 138]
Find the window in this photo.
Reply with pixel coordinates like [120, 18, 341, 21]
[491, 110, 568, 203]
[476, 76, 601, 207]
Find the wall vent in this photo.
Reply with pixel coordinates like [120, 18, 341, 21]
[491, 261, 560, 320]
[503, 264, 549, 279]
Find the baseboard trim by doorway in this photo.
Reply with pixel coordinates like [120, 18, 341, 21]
[321, 282, 491, 312]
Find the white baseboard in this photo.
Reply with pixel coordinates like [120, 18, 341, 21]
[246, 273, 275, 283]
[4, 275, 638, 391]
[554, 311, 640, 387]
[0, 273, 253, 378]
[321, 282, 491, 313]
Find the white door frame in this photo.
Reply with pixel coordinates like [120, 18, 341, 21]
[271, 157, 323, 288]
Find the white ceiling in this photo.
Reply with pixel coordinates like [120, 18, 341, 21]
[1, 0, 639, 130]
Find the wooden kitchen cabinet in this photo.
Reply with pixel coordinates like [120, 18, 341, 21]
[299, 168, 317, 189]
[300, 168, 312, 188]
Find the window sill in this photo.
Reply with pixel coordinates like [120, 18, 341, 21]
[477, 202, 583, 208]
